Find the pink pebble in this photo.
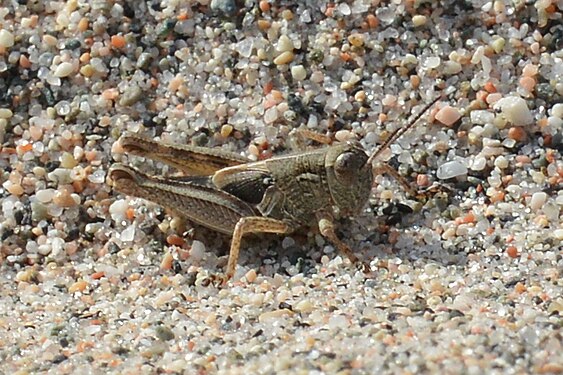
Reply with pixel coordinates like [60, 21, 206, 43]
[522, 64, 538, 77]
[434, 105, 461, 127]
[519, 76, 536, 92]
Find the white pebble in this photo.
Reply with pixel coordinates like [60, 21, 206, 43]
[529, 192, 547, 211]
[276, 35, 294, 52]
[437, 160, 468, 179]
[470, 110, 495, 125]
[190, 240, 206, 261]
[291, 65, 307, 81]
[109, 199, 129, 222]
[328, 314, 349, 329]
[551, 103, 563, 118]
[54, 62, 75, 78]
[0, 29, 14, 48]
[494, 155, 508, 169]
[496, 96, 533, 126]
[443, 61, 462, 75]
[412, 15, 427, 27]
[120, 224, 136, 242]
[0, 108, 13, 118]
[294, 299, 314, 313]
[421, 56, 441, 69]
[264, 107, 278, 124]
[471, 155, 487, 171]
[36, 189, 55, 203]
[553, 229, 563, 241]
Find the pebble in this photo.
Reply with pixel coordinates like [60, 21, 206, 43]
[494, 155, 509, 169]
[290, 65, 307, 81]
[348, 33, 364, 47]
[0, 108, 13, 118]
[120, 224, 136, 242]
[470, 110, 494, 125]
[273, 51, 294, 65]
[190, 240, 206, 261]
[210, 0, 237, 15]
[36, 189, 55, 203]
[220, 124, 233, 137]
[294, 299, 314, 313]
[244, 269, 257, 283]
[0, 29, 14, 48]
[496, 96, 533, 126]
[276, 35, 294, 52]
[53, 189, 79, 207]
[552, 103, 563, 118]
[437, 160, 468, 179]
[421, 56, 441, 69]
[471, 155, 487, 171]
[119, 85, 143, 106]
[443, 61, 462, 75]
[68, 280, 88, 293]
[60, 152, 78, 168]
[507, 126, 527, 142]
[529, 192, 547, 211]
[109, 199, 129, 222]
[264, 107, 278, 124]
[412, 15, 427, 27]
[435, 105, 461, 126]
[54, 62, 75, 77]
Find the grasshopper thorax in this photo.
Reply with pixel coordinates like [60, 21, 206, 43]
[325, 141, 373, 216]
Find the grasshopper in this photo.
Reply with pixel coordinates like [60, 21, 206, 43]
[109, 96, 441, 281]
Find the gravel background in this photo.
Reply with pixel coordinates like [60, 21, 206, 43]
[1, 0, 562, 374]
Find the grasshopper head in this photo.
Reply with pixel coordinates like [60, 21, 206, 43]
[326, 141, 373, 216]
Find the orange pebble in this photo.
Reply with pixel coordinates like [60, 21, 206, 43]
[507, 126, 527, 142]
[18, 142, 33, 153]
[506, 246, 518, 258]
[476, 90, 489, 102]
[366, 14, 379, 28]
[79, 52, 90, 63]
[125, 207, 135, 220]
[484, 81, 497, 93]
[69, 280, 88, 293]
[410, 75, 420, 89]
[77, 17, 89, 32]
[167, 234, 185, 247]
[101, 88, 119, 100]
[91, 271, 105, 280]
[19, 55, 31, 68]
[490, 191, 505, 203]
[111, 34, 126, 49]
[340, 52, 351, 62]
[263, 81, 274, 95]
[514, 282, 526, 294]
[259, 0, 270, 12]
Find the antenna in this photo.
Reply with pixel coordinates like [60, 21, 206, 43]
[367, 95, 442, 166]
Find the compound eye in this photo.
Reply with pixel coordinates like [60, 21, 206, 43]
[334, 152, 364, 184]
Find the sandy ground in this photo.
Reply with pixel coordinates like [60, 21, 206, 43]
[0, 0, 561, 374]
